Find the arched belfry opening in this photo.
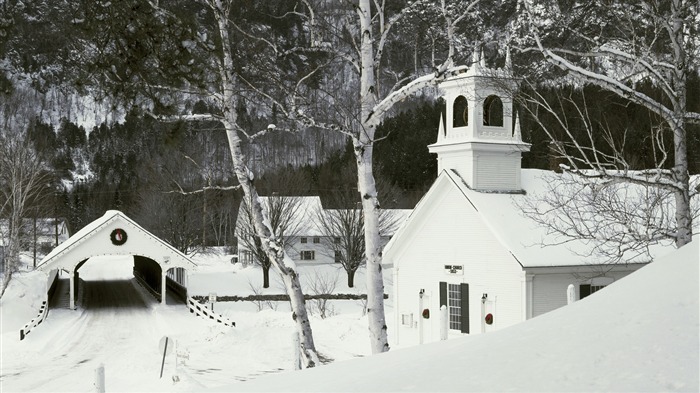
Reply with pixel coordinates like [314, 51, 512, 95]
[483, 95, 503, 127]
[37, 210, 197, 310]
[453, 95, 469, 127]
[428, 54, 531, 192]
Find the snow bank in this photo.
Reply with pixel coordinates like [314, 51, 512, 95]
[0, 270, 47, 334]
[217, 240, 699, 392]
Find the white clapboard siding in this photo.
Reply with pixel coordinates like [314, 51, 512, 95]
[476, 154, 519, 191]
[531, 269, 638, 317]
[392, 180, 524, 346]
[532, 273, 571, 317]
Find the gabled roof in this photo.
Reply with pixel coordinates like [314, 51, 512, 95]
[236, 196, 412, 238]
[322, 208, 412, 237]
[384, 169, 678, 268]
[236, 196, 327, 237]
[37, 210, 197, 272]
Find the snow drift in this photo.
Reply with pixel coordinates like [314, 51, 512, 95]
[220, 239, 699, 392]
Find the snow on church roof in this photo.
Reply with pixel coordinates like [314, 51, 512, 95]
[385, 168, 681, 268]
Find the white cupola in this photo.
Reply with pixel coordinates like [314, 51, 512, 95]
[428, 49, 530, 192]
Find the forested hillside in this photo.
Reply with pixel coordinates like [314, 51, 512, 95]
[21, 80, 698, 251]
[2, 0, 698, 290]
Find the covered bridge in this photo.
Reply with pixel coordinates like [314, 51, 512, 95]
[37, 210, 197, 309]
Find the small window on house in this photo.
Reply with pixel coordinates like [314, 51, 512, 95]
[240, 250, 253, 265]
[313, 237, 320, 244]
[300, 237, 307, 244]
[483, 95, 503, 127]
[453, 95, 469, 127]
[334, 250, 342, 263]
[300, 250, 315, 260]
[579, 277, 614, 299]
[334, 237, 341, 244]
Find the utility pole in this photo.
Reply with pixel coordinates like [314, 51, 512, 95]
[54, 192, 59, 247]
[33, 215, 37, 268]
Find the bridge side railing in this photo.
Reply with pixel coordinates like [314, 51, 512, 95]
[187, 297, 235, 327]
[165, 277, 187, 303]
[20, 300, 49, 340]
[133, 268, 162, 302]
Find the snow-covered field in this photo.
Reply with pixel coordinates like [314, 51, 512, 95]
[231, 240, 700, 392]
[1, 252, 382, 392]
[1, 242, 698, 392]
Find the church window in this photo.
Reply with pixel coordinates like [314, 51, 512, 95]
[453, 96, 469, 127]
[440, 281, 470, 333]
[483, 95, 503, 127]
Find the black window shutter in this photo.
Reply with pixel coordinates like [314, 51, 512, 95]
[460, 283, 469, 334]
[580, 284, 591, 299]
[439, 282, 447, 307]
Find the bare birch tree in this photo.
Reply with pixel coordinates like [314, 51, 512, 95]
[0, 90, 53, 297]
[244, 0, 485, 354]
[516, 85, 700, 261]
[518, 0, 700, 249]
[88, 0, 494, 355]
[67, 0, 322, 367]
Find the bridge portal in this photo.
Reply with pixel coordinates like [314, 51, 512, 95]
[37, 210, 197, 309]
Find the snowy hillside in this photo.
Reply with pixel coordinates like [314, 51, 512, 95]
[218, 240, 700, 392]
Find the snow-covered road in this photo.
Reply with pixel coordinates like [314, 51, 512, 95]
[1, 256, 216, 392]
[1, 255, 373, 392]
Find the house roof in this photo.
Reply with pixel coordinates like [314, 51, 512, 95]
[236, 196, 412, 238]
[37, 210, 197, 273]
[236, 196, 327, 237]
[384, 169, 681, 268]
[321, 208, 412, 237]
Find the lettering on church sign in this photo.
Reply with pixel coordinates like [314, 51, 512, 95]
[444, 265, 463, 275]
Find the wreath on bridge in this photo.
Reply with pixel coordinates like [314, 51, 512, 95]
[110, 228, 128, 246]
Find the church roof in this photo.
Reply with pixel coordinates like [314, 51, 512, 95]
[384, 169, 680, 268]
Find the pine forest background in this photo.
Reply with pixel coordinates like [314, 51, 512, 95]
[1, 0, 698, 254]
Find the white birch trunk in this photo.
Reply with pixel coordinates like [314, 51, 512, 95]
[668, 0, 692, 248]
[210, 0, 319, 367]
[357, 0, 389, 354]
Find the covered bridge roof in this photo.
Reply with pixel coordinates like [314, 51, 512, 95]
[37, 210, 197, 273]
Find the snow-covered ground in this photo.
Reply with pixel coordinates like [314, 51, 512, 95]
[1, 242, 698, 392]
[0, 253, 382, 392]
[219, 240, 700, 392]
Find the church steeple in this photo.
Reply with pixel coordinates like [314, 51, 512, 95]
[428, 55, 530, 192]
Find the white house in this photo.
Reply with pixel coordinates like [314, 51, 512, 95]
[236, 196, 410, 266]
[384, 57, 676, 346]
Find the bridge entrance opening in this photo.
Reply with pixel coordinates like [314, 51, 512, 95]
[75, 256, 151, 310]
[49, 255, 191, 310]
[37, 211, 197, 310]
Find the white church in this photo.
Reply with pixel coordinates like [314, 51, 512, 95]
[383, 57, 674, 346]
